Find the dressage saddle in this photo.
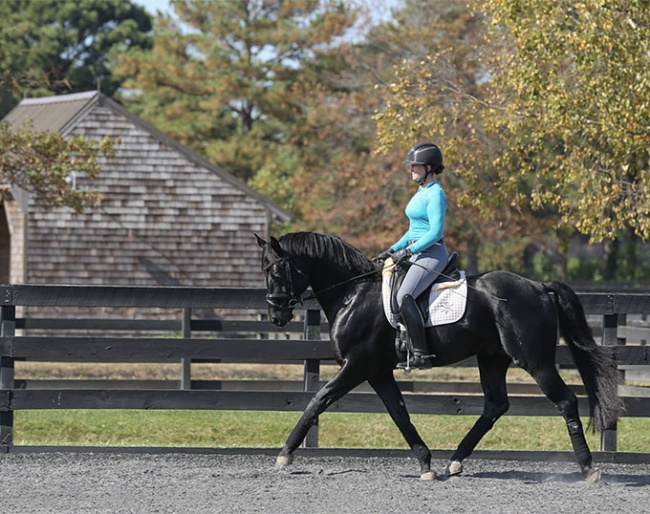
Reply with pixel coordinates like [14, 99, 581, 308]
[389, 251, 460, 317]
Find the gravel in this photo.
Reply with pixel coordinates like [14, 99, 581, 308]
[2, 451, 649, 513]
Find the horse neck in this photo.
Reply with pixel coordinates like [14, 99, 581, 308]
[303, 256, 373, 319]
[305, 256, 357, 293]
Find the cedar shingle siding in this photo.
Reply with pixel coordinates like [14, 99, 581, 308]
[1, 91, 289, 292]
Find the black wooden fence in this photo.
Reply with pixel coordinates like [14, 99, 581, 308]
[1, 284, 649, 455]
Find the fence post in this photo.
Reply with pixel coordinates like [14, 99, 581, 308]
[303, 308, 321, 448]
[180, 308, 192, 390]
[1, 304, 16, 451]
[600, 312, 619, 452]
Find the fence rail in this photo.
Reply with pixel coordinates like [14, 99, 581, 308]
[1, 284, 650, 455]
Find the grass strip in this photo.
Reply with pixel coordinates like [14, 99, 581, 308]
[13, 410, 650, 453]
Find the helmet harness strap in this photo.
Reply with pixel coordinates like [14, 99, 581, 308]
[417, 164, 433, 186]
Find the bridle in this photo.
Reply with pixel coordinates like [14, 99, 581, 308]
[263, 254, 309, 309]
[263, 253, 382, 309]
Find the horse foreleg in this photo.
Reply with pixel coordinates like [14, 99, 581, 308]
[368, 372, 434, 480]
[277, 367, 364, 466]
[447, 353, 511, 476]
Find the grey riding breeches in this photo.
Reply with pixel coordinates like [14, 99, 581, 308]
[396, 241, 448, 309]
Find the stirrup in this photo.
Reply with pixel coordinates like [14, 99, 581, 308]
[397, 352, 433, 371]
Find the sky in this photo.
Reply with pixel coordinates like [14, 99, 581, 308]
[134, 0, 172, 17]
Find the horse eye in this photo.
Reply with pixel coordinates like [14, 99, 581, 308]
[288, 298, 298, 307]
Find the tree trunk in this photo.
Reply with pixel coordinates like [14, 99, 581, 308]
[603, 237, 619, 281]
[554, 228, 570, 281]
[464, 232, 480, 275]
[623, 226, 638, 280]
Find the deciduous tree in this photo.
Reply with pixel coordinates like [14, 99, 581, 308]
[0, 121, 114, 212]
[479, 0, 650, 242]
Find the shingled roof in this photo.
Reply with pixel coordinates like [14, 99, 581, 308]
[3, 90, 99, 132]
[1, 91, 290, 289]
[4, 91, 289, 223]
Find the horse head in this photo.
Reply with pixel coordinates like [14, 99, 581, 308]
[255, 233, 310, 327]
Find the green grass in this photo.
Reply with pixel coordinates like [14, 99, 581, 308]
[14, 410, 650, 453]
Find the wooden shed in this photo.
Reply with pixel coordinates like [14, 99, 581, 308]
[0, 91, 290, 291]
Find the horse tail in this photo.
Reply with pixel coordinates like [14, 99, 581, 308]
[543, 281, 625, 432]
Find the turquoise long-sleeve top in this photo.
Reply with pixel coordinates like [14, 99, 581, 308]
[390, 181, 446, 254]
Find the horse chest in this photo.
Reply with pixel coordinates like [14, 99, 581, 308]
[328, 307, 381, 363]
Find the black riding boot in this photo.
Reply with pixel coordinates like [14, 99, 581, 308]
[397, 294, 433, 370]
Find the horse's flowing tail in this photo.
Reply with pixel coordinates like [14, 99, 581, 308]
[544, 281, 625, 432]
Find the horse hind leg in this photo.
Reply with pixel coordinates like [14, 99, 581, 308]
[447, 353, 512, 476]
[527, 364, 600, 482]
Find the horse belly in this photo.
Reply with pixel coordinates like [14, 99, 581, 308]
[427, 325, 489, 367]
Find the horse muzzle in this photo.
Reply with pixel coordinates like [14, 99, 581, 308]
[268, 307, 294, 327]
[265, 293, 299, 327]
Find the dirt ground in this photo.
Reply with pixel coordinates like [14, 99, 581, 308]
[1, 451, 649, 513]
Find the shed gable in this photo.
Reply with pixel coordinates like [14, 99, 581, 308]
[3, 92, 289, 289]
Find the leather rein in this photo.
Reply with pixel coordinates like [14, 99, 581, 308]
[263, 255, 380, 308]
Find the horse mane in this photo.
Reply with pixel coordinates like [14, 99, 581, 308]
[277, 232, 376, 275]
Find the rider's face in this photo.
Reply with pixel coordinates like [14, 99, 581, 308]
[408, 164, 426, 182]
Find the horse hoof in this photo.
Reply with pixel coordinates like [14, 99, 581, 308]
[446, 460, 463, 476]
[276, 454, 294, 467]
[420, 470, 437, 481]
[584, 467, 601, 483]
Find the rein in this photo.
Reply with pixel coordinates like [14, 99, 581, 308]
[300, 268, 381, 302]
[264, 255, 381, 307]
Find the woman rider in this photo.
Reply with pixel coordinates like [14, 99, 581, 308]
[376, 142, 448, 370]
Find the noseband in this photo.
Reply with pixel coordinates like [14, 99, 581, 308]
[264, 255, 308, 309]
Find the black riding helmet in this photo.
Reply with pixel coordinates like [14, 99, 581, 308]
[403, 142, 444, 174]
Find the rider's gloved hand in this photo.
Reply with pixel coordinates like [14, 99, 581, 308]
[391, 248, 413, 263]
[373, 248, 394, 263]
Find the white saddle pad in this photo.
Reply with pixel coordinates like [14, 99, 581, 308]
[382, 259, 468, 328]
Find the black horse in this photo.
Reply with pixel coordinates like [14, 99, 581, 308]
[255, 231, 623, 481]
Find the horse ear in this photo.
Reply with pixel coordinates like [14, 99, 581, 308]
[268, 236, 283, 257]
[254, 233, 267, 248]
